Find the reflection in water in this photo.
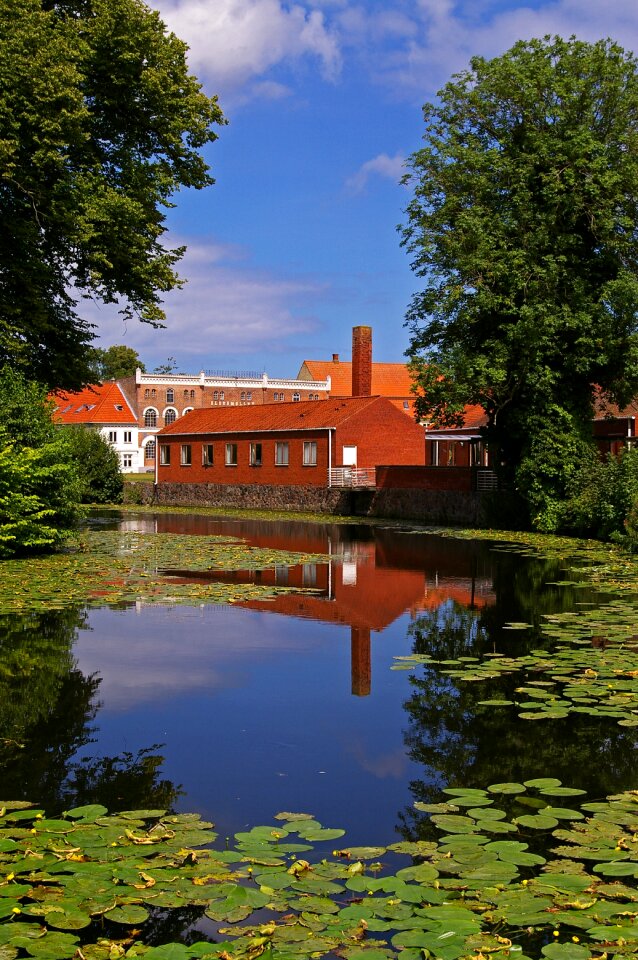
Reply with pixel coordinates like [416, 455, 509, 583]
[0, 511, 633, 851]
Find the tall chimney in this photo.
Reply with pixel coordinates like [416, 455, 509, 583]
[352, 325, 372, 396]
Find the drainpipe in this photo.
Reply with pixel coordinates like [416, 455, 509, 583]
[154, 435, 158, 487]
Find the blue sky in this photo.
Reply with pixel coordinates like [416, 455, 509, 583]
[89, 0, 638, 378]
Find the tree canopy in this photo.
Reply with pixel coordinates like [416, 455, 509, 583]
[0, 0, 224, 389]
[401, 36, 638, 528]
[90, 344, 145, 381]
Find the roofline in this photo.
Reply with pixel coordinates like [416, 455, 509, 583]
[159, 425, 340, 437]
[134, 369, 331, 391]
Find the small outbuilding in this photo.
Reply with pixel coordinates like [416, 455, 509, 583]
[155, 395, 425, 487]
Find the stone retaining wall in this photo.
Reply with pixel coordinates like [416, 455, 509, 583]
[124, 480, 519, 526]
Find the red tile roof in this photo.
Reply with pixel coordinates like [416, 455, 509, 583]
[301, 360, 415, 398]
[158, 396, 396, 436]
[50, 383, 137, 425]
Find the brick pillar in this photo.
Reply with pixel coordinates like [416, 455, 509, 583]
[352, 326, 372, 396]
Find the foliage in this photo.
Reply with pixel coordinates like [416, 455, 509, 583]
[402, 36, 638, 528]
[60, 426, 124, 504]
[89, 345, 146, 381]
[558, 447, 638, 541]
[0, 793, 637, 959]
[0, 369, 83, 556]
[0, 0, 224, 389]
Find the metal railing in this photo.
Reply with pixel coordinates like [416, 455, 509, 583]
[475, 469, 499, 491]
[329, 467, 376, 488]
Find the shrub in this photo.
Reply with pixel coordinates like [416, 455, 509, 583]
[60, 426, 123, 504]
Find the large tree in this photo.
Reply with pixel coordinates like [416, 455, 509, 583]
[90, 344, 146, 381]
[0, 0, 224, 389]
[402, 36, 638, 529]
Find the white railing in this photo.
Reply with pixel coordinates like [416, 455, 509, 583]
[329, 467, 376, 488]
[475, 469, 499, 491]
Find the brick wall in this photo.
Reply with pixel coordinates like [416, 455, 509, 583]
[352, 326, 372, 397]
[336, 402, 425, 466]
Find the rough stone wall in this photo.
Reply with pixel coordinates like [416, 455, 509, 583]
[123, 480, 517, 526]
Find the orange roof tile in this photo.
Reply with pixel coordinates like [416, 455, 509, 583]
[301, 360, 415, 398]
[158, 396, 399, 436]
[50, 383, 137, 425]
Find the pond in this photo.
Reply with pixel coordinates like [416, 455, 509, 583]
[2, 510, 635, 848]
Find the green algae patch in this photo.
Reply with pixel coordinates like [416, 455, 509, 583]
[0, 787, 637, 959]
[0, 530, 328, 613]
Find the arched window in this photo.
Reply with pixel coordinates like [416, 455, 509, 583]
[293, 392, 300, 402]
[144, 408, 157, 428]
[184, 389, 189, 399]
[144, 388, 150, 399]
[219, 390, 225, 401]
[151, 389, 156, 398]
[190, 390, 195, 399]
[164, 409, 177, 426]
[145, 439, 156, 460]
[166, 388, 174, 403]
[183, 407, 193, 415]
[213, 390, 218, 401]
[241, 392, 246, 401]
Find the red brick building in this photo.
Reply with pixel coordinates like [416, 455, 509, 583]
[155, 395, 426, 487]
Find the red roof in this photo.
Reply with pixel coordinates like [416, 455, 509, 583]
[158, 396, 401, 436]
[300, 360, 415, 398]
[50, 383, 137, 425]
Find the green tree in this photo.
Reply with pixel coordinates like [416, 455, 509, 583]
[402, 36, 638, 529]
[60, 426, 124, 504]
[0, 0, 224, 389]
[90, 345, 146, 381]
[0, 368, 83, 555]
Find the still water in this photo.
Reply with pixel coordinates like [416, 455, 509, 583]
[1, 512, 635, 846]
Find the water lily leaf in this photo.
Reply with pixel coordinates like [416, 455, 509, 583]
[63, 805, 108, 821]
[542, 807, 585, 820]
[541, 942, 592, 959]
[335, 847, 386, 860]
[104, 904, 149, 924]
[15, 931, 80, 959]
[488, 783, 526, 795]
[593, 862, 638, 877]
[513, 814, 560, 830]
[524, 778, 563, 789]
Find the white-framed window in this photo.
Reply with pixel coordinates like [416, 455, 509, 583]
[122, 454, 133, 469]
[183, 407, 193, 415]
[293, 392, 300, 402]
[144, 408, 157, 427]
[145, 440, 156, 460]
[213, 390, 218, 401]
[250, 442, 262, 466]
[151, 389, 156, 398]
[144, 388, 150, 399]
[275, 442, 289, 466]
[108, 430, 117, 443]
[159, 444, 171, 465]
[303, 441, 317, 466]
[164, 408, 177, 425]
[202, 443, 214, 466]
[220, 390, 225, 401]
[246, 391, 252, 401]
[180, 444, 192, 466]
[225, 443, 238, 465]
[123, 431, 132, 444]
[166, 388, 174, 403]
[241, 392, 246, 401]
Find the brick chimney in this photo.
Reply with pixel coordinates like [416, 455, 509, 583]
[352, 325, 372, 396]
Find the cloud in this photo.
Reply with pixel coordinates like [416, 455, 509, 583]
[82, 235, 327, 367]
[155, 0, 341, 97]
[345, 152, 406, 193]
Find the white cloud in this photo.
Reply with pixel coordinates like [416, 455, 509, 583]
[346, 152, 406, 193]
[154, 0, 341, 97]
[82, 235, 326, 368]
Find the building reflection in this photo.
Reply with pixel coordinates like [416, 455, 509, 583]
[145, 517, 496, 697]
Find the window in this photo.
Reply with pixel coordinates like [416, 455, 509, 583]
[279, 393, 285, 401]
[144, 389, 150, 399]
[275, 442, 289, 465]
[145, 440, 156, 460]
[166, 389, 174, 403]
[250, 442, 262, 466]
[122, 454, 133, 469]
[159, 444, 171, 465]
[246, 391, 252, 401]
[213, 390, 218, 401]
[151, 389, 156, 398]
[123, 431, 132, 444]
[293, 392, 300, 402]
[183, 407, 193, 415]
[108, 430, 117, 443]
[144, 409, 157, 427]
[241, 391, 246, 402]
[225, 443, 238, 465]
[180, 444, 192, 466]
[202, 444, 214, 466]
[303, 441, 317, 466]
[184, 389, 189, 399]
[273, 392, 279, 401]
[302, 563, 317, 587]
[164, 409, 176, 425]
[190, 390, 195, 399]
[220, 391, 225, 401]
[115, 404, 123, 411]
[403, 401, 409, 409]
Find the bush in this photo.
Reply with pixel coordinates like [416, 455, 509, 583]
[561, 447, 638, 540]
[60, 427, 123, 504]
[0, 368, 84, 557]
